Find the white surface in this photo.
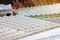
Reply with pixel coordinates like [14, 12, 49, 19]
[0, 16, 60, 40]
[18, 3, 60, 16]
[19, 28, 60, 40]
